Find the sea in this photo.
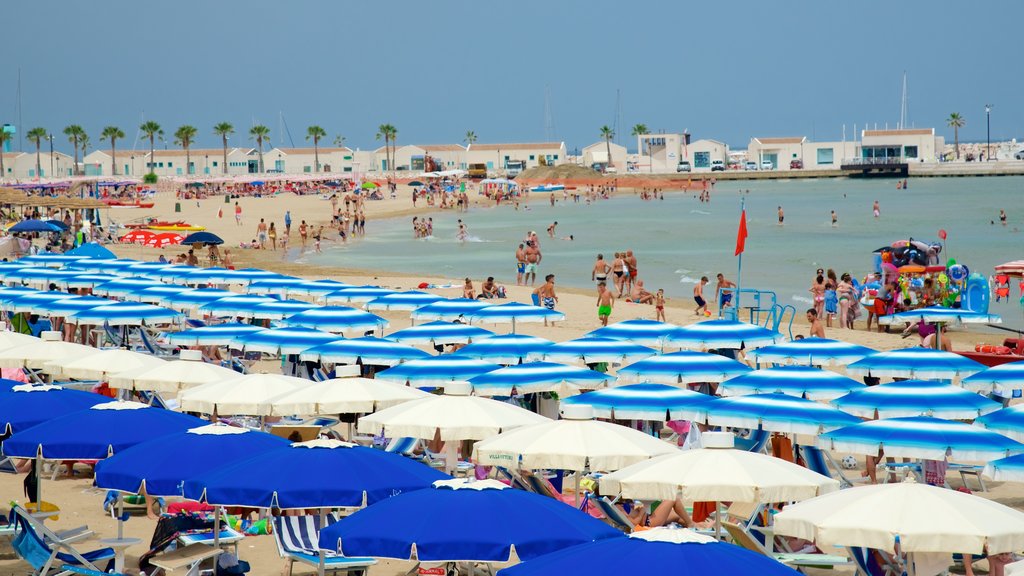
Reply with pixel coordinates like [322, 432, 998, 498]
[306, 176, 1024, 327]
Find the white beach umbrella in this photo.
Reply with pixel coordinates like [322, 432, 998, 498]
[107, 349, 241, 393]
[179, 373, 311, 416]
[43, 348, 165, 380]
[0, 331, 97, 370]
[0, 330, 40, 351]
[268, 377, 429, 417]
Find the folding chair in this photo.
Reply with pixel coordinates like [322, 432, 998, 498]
[8, 505, 114, 576]
[799, 445, 869, 489]
[947, 463, 986, 492]
[723, 521, 850, 571]
[271, 514, 376, 576]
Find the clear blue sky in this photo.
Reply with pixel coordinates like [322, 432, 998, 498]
[4, 0, 1022, 154]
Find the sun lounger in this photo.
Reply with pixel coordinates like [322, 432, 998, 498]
[799, 445, 869, 489]
[384, 437, 421, 458]
[58, 564, 125, 576]
[849, 546, 905, 576]
[947, 462, 986, 492]
[724, 521, 851, 570]
[147, 543, 222, 575]
[592, 497, 634, 532]
[272, 514, 376, 576]
[9, 504, 115, 576]
[733, 428, 771, 453]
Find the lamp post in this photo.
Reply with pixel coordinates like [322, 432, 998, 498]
[46, 133, 54, 177]
[130, 155, 135, 176]
[205, 154, 209, 175]
[985, 104, 992, 161]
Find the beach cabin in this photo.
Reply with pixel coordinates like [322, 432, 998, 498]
[464, 142, 566, 173]
[860, 128, 941, 163]
[265, 147, 355, 174]
[375, 144, 466, 173]
[581, 141, 627, 171]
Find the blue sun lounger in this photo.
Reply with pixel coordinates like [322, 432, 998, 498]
[272, 514, 375, 576]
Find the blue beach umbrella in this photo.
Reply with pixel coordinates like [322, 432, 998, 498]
[17, 254, 89, 267]
[376, 357, 501, 386]
[280, 279, 353, 297]
[231, 326, 340, 355]
[249, 299, 319, 320]
[9, 219, 65, 233]
[166, 323, 266, 346]
[2, 401, 206, 460]
[388, 321, 494, 345]
[151, 265, 199, 282]
[180, 231, 224, 245]
[0, 286, 39, 300]
[453, 334, 554, 364]
[846, 347, 986, 380]
[879, 306, 1002, 325]
[0, 384, 112, 434]
[40, 296, 115, 316]
[497, 527, 801, 576]
[2, 268, 81, 287]
[975, 406, 1024, 443]
[364, 291, 443, 311]
[983, 453, 1024, 482]
[128, 284, 188, 304]
[831, 380, 1002, 419]
[95, 424, 288, 496]
[3, 291, 78, 313]
[159, 288, 238, 310]
[55, 273, 120, 289]
[298, 337, 431, 367]
[322, 286, 397, 304]
[69, 301, 183, 326]
[618, 350, 751, 385]
[531, 336, 656, 365]
[469, 302, 566, 333]
[818, 416, 1024, 461]
[467, 361, 610, 396]
[199, 294, 276, 317]
[707, 393, 861, 435]
[748, 337, 876, 366]
[245, 277, 311, 295]
[184, 267, 280, 285]
[962, 361, 1024, 395]
[282, 306, 388, 333]
[587, 319, 681, 347]
[561, 383, 717, 421]
[667, 319, 780, 351]
[92, 278, 166, 297]
[67, 258, 142, 273]
[319, 479, 620, 562]
[65, 243, 116, 260]
[184, 439, 449, 508]
[718, 366, 865, 401]
[409, 298, 489, 322]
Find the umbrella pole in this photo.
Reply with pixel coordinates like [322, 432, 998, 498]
[574, 473, 580, 508]
[714, 501, 722, 540]
[214, 507, 221, 548]
[34, 454, 42, 512]
[117, 493, 124, 539]
[318, 508, 327, 576]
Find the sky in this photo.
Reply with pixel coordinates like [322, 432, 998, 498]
[4, 0, 1022, 154]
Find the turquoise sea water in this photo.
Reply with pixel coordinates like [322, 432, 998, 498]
[307, 176, 1024, 325]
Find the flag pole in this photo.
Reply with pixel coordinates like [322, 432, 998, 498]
[736, 197, 745, 315]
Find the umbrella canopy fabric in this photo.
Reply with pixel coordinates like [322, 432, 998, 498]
[2, 269, 81, 288]
[497, 527, 802, 576]
[818, 416, 1024, 461]
[17, 254, 88, 267]
[962, 361, 1024, 394]
[184, 439, 449, 508]
[467, 362, 609, 397]
[179, 373, 310, 416]
[409, 298, 489, 321]
[0, 337, 97, 369]
[586, 319, 680, 347]
[0, 331, 39, 351]
[166, 323, 266, 346]
[388, 321, 493, 345]
[9, 219, 64, 233]
[2, 401, 205, 459]
[55, 273, 120, 290]
[108, 357, 241, 392]
[298, 337, 430, 367]
[3, 291, 81, 313]
[128, 285, 188, 304]
[319, 479, 620, 562]
[453, 334, 554, 364]
[363, 291, 443, 311]
[231, 326, 341, 355]
[717, 366, 865, 401]
[600, 448, 839, 503]
[321, 286, 397, 304]
[0, 384, 112, 434]
[91, 278, 165, 297]
[198, 295, 277, 317]
[617, 350, 751, 385]
[268, 378, 429, 416]
[707, 393, 861, 435]
[66, 258, 140, 274]
[281, 306, 388, 333]
[43, 349, 165, 379]
[245, 277, 312, 295]
[879, 305, 1002, 325]
[560, 383, 717, 421]
[159, 288, 238, 310]
[95, 424, 289, 496]
[774, 477, 1024, 555]
[983, 454, 1024, 482]
[37, 296, 114, 316]
[975, 405, 1024, 442]
[469, 302, 566, 327]
[831, 380, 1002, 419]
[247, 299, 319, 320]
[846, 347, 986, 380]
[69, 302, 182, 326]
[531, 337, 656, 365]
[180, 231, 224, 245]
[667, 319, 780, 350]
[748, 337, 876, 366]
[278, 279, 352, 297]
[375, 357, 501, 386]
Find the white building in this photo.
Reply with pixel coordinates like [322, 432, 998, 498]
[465, 143, 566, 171]
[81, 148, 259, 177]
[860, 128, 942, 162]
[265, 147, 355, 174]
[635, 134, 728, 172]
[748, 137, 861, 170]
[373, 144, 467, 173]
[581, 141, 627, 170]
[1, 151, 75, 180]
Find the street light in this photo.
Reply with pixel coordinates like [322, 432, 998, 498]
[46, 133, 54, 177]
[985, 104, 992, 161]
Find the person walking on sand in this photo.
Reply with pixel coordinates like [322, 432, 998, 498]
[515, 243, 526, 285]
[533, 274, 558, 325]
[256, 218, 268, 249]
[596, 281, 614, 326]
[715, 273, 736, 312]
[523, 241, 541, 286]
[268, 222, 277, 251]
[284, 210, 292, 234]
[655, 288, 666, 322]
[592, 253, 610, 285]
[777, 206, 784, 225]
[234, 202, 242, 226]
[694, 276, 709, 316]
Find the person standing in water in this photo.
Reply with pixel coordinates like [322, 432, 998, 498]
[777, 206, 784, 225]
[873, 200, 880, 218]
[831, 210, 838, 227]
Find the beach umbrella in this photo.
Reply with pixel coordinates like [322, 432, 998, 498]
[530, 336, 656, 365]
[0, 286, 41, 304]
[198, 294, 276, 317]
[879, 305, 1002, 325]
[278, 279, 353, 297]
[747, 337, 876, 366]
[1, 268, 81, 288]
[43, 348, 165, 380]
[248, 299, 319, 320]
[962, 361, 1024, 395]
[375, 357, 501, 387]
[179, 373, 311, 416]
[0, 330, 39, 351]
[281, 306, 388, 333]
[364, 291, 443, 311]
[65, 258, 140, 274]
[497, 527, 803, 576]
[245, 276, 308, 295]
[184, 267, 280, 285]
[321, 286, 397, 304]
[469, 302, 566, 333]
[563, 383, 718, 421]
[774, 477, 1024, 555]
[0, 332, 97, 370]
[144, 232, 184, 249]
[388, 320, 494, 345]
[409, 298, 489, 321]
[108, 350, 241, 392]
[64, 242, 116, 260]
[983, 453, 1024, 482]
[127, 284, 186, 304]
[54, 273, 120, 290]
[468, 361, 609, 397]
[231, 326, 351, 356]
[69, 301, 182, 326]
[975, 405, 1024, 442]
[0, 384, 112, 434]
[268, 377, 429, 417]
[123, 262, 177, 275]
[617, 350, 751, 385]
[184, 438, 450, 509]
[846, 347, 986, 380]
[586, 319, 680, 347]
[11, 219, 67, 233]
[717, 366, 865, 401]
[158, 287, 238, 311]
[16, 254, 89, 268]
[667, 319, 780, 350]
[818, 416, 1024, 461]
[831, 380, 1002, 419]
[298, 337, 431, 367]
[180, 231, 224, 245]
[453, 334, 554, 364]
[120, 230, 155, 244]
[95, 424, 288, 496]
[37, 295, 115, 317]
[166, 322, 265, 346]
[92, 278, 165, 297]
[707, 393, 861, 435]
[152, 265, 199, 282]
[319, 479, 620, 562]
[3, 291, 80, 313]
[2, 401, 205, 460]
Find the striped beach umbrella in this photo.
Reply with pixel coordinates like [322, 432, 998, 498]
[166, 323, 266, 346]
[453, 334, 554, 364]
[748, 337, 876, 367]
[199, 294, 276, 317]
[151, 265, 199, 282]
[707, 393, 862, 435]
[92, 278, 166, 298]
[618, 350, 751, 385]
[16, 254, 89, 268]
[409, 298, 489, 322]
[69, 301, 183, 326]
[975, 406, 1024, 443]
[283, 279, 354, 297]
[55, 273, 120, 290]
[879, 306, 1002, 325]
[467, 361, 609, 397]
[2, 268, 81, 288]
[0, 286, 39, 300]
[587, 319, 680, 347]
[375, 357, 500, 387]
[831, 380, 1002, 419]
[157, 287, 238, 310]
[846, 347, 986, 380]
[818, 416, 1024, 461]
[983, 454, 1024, 482]
[66, 258, 141, 274]
[364, 291, 443, 311]
[469, 302, 565, 333]
[38, 296, 115, 316]
[282, 306, 388, 333]
[667, 319, 780, 351]
[298, 337, 431, 367]
[532, 337, 656, 365]
[245, 276, 307, 295]
[388, 321, 494, 345]
[718, 366, 865, 401]
[962, 361, 1024, 395]
[249, 299, 319, 320]
[128, 284, 187, 304]
[231, 326, 340, 355]
[322, 286, 397, 304]
[561, 383, 718, 421]
[2, 291, 75, 313]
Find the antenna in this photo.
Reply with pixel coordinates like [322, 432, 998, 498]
[544, 86, 555, 142]
[16, 68, 23, 151]
[898, 71, 908, 130]
[613, 89, 621, 145]
[280, 112, 295, 148]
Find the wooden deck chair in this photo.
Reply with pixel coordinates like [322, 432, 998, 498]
[9, 505, 115, 576]
[272, 514, 376, 576]
[494, 467, 532, 492]
[723, 521, 850, 571]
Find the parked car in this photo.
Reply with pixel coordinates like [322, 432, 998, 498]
[760, 160, 774, 170]
[744, 161, 758, 171]
[1015, 150, 1024, 160]
[790, 159, 804, 169]
[711, 160, 725, 172]
[676, 160, 692, 172]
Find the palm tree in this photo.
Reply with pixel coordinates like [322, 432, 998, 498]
[0, 130, 11, 179]
[306, 125, 327, 172]
[140, 121, 163, 175]
[599, 125, 615, 168]
[333, 135, 346, 148]
[174, 125, 198, 175]
[249, 125, 270, 172]
[26, 127, 47, 179]
[631, 124, 650, 171]
[213, 122, 234, 175]
[79, 133, 91, 159]
[947, 113, 965, 160]
[464, 131, 477, 146]
[376, 123, 397, 173]
[101, 126, 125, 176]
[63, 124, 86, 175]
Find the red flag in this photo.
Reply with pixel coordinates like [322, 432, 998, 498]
[735, 209, 748, 256]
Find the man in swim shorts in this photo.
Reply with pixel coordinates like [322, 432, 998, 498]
[715, 273, 735, 311]
[694, 276, 709, 315]
[596, 282, 614, 326]
[592, 253, 610, 285]
[523, 241, 541, 286]
[533, 274, 558, 325]
[777, 206, 784, 224]
[515, 243, 526, 285]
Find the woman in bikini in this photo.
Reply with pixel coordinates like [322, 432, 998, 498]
[611, 252, 626, 298]
[809, 269, 826, 317]
[837, 273, 855, 329]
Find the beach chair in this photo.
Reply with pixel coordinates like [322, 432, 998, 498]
[592, 497, 635, 532]
[733, 428, 771, 453]
[58, 565, 126, 576]
[495, 467, 532, 492]
[383, 437, 420, 457]
[799, 445, 868, 489]
[271, 514, 376, 576]
[848, 547, 905, 576]
[947, 463, 986, 492]
[723, 521, 851, 571]
[8, 505, 115, 576]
